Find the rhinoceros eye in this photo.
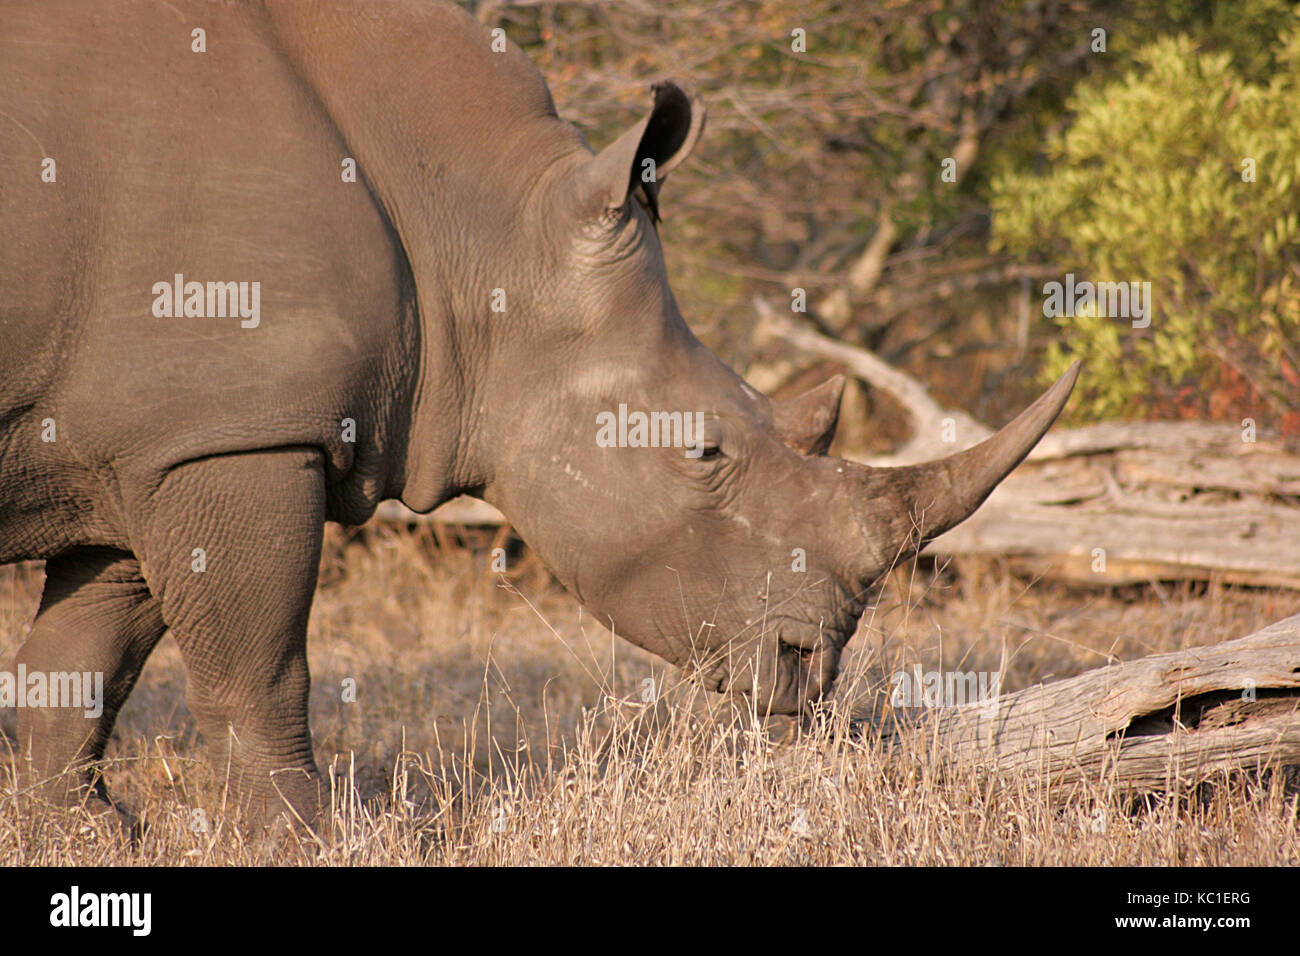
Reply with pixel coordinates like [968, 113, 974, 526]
[693, 419, 725, 461]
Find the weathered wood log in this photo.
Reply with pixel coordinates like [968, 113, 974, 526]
[875, 613, 1300, 797]
[926, 423, 1300, 589]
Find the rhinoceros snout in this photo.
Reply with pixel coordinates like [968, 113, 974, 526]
[709, 630, 843, 717]
[786, 637, 842, 711]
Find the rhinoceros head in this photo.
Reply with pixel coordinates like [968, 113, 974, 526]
[474, 82, 1077, 716]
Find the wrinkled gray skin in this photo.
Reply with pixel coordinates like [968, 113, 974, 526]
[0, 0, 1077, 828]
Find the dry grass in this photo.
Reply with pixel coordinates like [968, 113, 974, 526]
[3, 524, 1300, 865]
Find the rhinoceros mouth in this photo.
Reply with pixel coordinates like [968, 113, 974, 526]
[685, 620, 844, 716]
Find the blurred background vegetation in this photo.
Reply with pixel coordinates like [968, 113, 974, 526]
[470, 0, 1300, 446]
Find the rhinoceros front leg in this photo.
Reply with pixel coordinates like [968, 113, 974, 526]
[136, 446, 327, 832]
[16, 547, 166, 821]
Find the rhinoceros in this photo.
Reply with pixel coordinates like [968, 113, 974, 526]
[0, 0, 1076, 827]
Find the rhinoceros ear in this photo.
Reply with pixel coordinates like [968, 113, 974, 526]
[773, 375, 845, 456]
[574, 80, 705, 223]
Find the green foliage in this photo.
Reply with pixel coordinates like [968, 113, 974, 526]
[992, 13, 1300, 423]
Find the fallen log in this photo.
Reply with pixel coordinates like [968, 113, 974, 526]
[926, 428, 1300, 590]
[873, 612, 1300, 797]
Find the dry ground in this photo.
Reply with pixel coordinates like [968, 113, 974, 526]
[2, 523, 1299, 865]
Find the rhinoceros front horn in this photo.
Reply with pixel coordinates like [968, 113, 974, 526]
[843, 362, 1079, 579]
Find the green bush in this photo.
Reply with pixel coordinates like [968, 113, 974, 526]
[991, 21, 1300, 426]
